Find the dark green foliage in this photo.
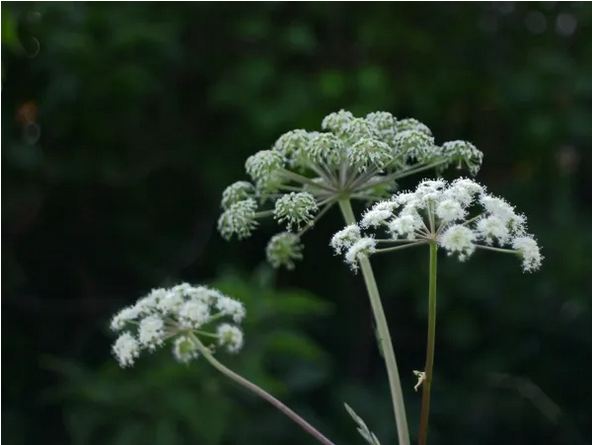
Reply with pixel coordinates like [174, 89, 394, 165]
[2, 3, 591, 445]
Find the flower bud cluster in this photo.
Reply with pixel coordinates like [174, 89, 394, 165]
[110, 284, 246, 367]
[218, 109, 484, 269]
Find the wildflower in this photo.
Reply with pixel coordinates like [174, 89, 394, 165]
[215, 295, 246, 322]
[221, 181, 256, 210]
[245, 150, 285, 191]
[347, 138, 393, 171]
[512, 236, 543, 272]
[396, 118, 432, 136]
[219, 110, 484, 268]
[217, 324, 244, 353]
[393, 130, 437, 162]
[218, 199, 258, 240]
[110, 284, 246, 367]
[273, 129, 311, 159]
[439, 225, 476, 261]
[266, 232, 304, 270]
[300, 133, 345, 168]
[274, 192, 318, 231]
[112, 332, 140, 367]
[333, 178, 542, 272]
[330, 224, 361, 254]
[361, 208, 393, 228]
[173, 335, 199, 363]
[366, 111, 398, 144]
[321, 109, 355, 135]
[441, 140, 484, 176]
[345, 237, 377, 270]
[138, 315, 165, 349]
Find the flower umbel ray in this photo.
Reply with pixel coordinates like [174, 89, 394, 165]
[218, 110, 484, 269]
[333, 178, 543, 272]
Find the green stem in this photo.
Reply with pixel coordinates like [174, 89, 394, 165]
[375, 241, 427, 255]
[476, 245, 517, 255]
[418, 242, 438, 445]
[191, 335, 336, 445]
[354, 160, 448, 193]
[337, 198, 410, 445]
[279, 169, 335, 192]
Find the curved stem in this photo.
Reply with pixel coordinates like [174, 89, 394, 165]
[337, 198, 410, 445]
[418, 242, 438, 445]
[191, 335, 336, 445]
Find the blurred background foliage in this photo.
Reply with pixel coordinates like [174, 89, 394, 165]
[2, 2, 591, 445]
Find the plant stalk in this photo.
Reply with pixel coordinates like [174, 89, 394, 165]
[192, 335, 336, 445]
[418, 242, 438, 445]
[338, 198, 410, 445]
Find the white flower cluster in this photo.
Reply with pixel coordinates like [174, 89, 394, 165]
[218, 109, 484, 269]
[332, 178, 543, 272]
[110, 284, 246, 367]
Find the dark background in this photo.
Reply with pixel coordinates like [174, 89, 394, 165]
[2, 3, 591, 445]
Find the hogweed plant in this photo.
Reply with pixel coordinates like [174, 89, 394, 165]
[110, 110, 542, 445]
[110, 283, 335, 445]
[333, 178, 542, 445]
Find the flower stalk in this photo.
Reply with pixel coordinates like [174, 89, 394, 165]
[338, 198, 411, 445]
[191, 334, 336, 445]
[418, 242, 438, 445]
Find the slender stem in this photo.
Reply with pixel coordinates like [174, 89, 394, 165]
[375, 241, 427, 255]
[476, 245, 517, 255]
[254, 210, 274, 218]
[418, 242, 438, 445]
[355, 160, 447, 193]
[297, 201, 336, 237]
[376, 239, 421, 244]
[337, 198, 410, 445]
[191, 335, 336, 445]
[279, 169, 335, 192]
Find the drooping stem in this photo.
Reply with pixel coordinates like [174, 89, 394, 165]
[191, 335, 336, 445]
[418, 242, 438, 445]
[337, 198, 411, 445]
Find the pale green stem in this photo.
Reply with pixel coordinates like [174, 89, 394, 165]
[375, 241, 427, 255]
[338, 198, 410, 445]
[191, 335, 336, 445]
[297, 201, 336, 237]
[255, 210, 274, 218]
[376, 239, 421, 244]
[348, 193, 385, 202]
[279, 169, 335, 192]
[418, 242, 438, 445]
[355, 160, 447, 193]
[476, 245, 517, 255]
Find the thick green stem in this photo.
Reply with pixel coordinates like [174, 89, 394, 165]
[418, 242, 438, 445]
[338, 198, 410, 445]
[191, 335, 336, 445]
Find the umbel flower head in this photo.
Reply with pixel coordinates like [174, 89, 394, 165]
[332, 178, 543, 272]
[218, 110, 484, 269]
[110, 284, 245, 367]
